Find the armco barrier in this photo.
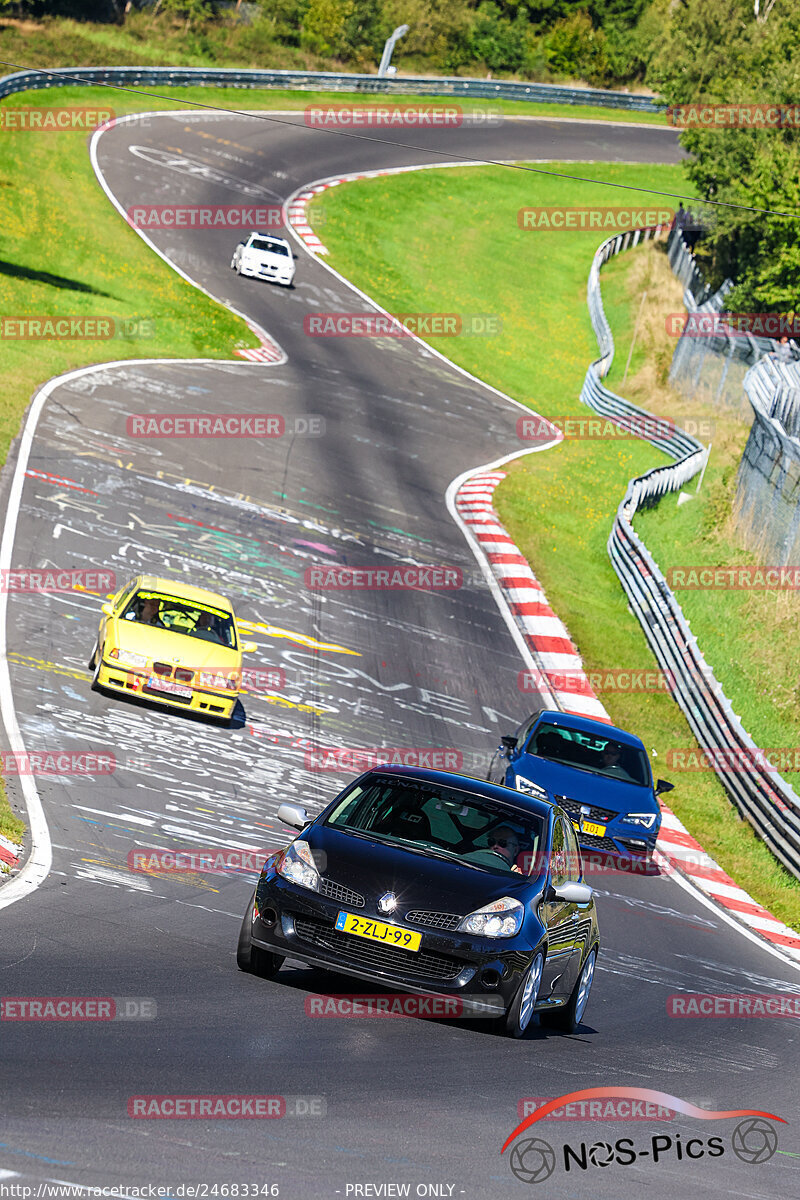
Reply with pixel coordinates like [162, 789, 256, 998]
[737, 358, 800, 564]
[0, 65, 662, 112]
[580, 229, 800, 881]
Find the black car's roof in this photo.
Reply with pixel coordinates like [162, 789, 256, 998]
[349, 764, 554, 821]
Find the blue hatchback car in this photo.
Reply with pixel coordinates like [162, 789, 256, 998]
[487, 709, 673, 860]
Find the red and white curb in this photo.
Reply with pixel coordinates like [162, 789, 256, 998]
[0, 831, 21, 873]
[654, 808, 800, 959]
[234, 319, 286, 364]
[287, 184, 335, 255]
[285, 161, 493, 259]
[456, 465, 800, 962]
[455, 470, 609, 724]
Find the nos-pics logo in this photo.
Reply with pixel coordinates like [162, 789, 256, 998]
[502, 1088, 784, 1184]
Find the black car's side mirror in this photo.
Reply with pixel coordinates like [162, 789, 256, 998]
[655, 778, 675, 796]
[500, 734, 517, 756]
[277, 802, 309, 830]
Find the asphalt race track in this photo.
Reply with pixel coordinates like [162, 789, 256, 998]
[1, 110, 798, 1199]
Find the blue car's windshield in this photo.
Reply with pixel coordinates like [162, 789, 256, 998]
[528, 722, 650, 787]
[325, 777, 544, 875]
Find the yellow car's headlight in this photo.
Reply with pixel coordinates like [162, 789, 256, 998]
[108, 648, 148, 669]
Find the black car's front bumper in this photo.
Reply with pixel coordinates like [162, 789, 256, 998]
[251, 873, 540, 1016]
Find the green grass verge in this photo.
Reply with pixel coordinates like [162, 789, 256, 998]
[311, 163, 800, 930]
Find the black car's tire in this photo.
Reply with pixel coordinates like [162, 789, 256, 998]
[541, 946, 597, 1033]
[503, 952, 543, 1038]
[236, 897, 285, 979]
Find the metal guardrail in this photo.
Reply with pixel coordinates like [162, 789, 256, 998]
[0, 65, 662, 112]
[581, 229, 800, 880]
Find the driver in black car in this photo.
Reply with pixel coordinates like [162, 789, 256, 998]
[464, 825, 523, 873]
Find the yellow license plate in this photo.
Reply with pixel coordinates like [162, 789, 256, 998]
[335, 911, 421, 952]
[577, 819, 607, 838]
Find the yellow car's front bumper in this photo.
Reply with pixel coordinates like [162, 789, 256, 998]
[96, 660, 238, 720]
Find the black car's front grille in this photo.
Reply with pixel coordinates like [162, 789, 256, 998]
[555, 796, 616, 824]
[292, 916, 464, 981]
[319, 878, 365, 908]
[404, 910, 462, 931]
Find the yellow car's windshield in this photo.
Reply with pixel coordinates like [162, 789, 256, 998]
[122, 591, 237, 649]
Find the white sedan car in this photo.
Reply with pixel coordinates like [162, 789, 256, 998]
[230, 233, 296, 287]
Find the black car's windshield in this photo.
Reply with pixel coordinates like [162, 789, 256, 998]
[528, 722, 650, 787]
[252, 239, 289, 255]
[326, 777, 544, 875]
[122, 591, 237, 648]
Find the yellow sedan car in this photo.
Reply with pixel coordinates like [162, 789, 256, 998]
[89, 575, 258, 723]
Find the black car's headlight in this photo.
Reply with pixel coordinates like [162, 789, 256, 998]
[514, 774, 549, 802]
[457, 896, 524, 938]
[276, 840, 320, 892]
[624, 812, 658, 829]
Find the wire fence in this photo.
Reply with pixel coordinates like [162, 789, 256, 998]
[581, 229, 800, 881]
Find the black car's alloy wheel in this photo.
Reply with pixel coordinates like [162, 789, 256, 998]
[504, 952, 544, 1038]
[541, 946, 597, 1033]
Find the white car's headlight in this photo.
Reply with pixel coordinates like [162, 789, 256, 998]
[108, 649, 148, 669]
[624, 812, 658, 828]
[514, 774, 549, 802]
[276, 840, 320, 892]
[458, 896, 524, 938]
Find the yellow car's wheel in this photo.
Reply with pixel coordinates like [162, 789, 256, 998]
[90, 646, 104, 693]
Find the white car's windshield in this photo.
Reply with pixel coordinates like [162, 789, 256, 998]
[251, 239, 289, 255]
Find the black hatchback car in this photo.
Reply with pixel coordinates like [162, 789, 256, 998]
[236, 766, 599, 1037]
